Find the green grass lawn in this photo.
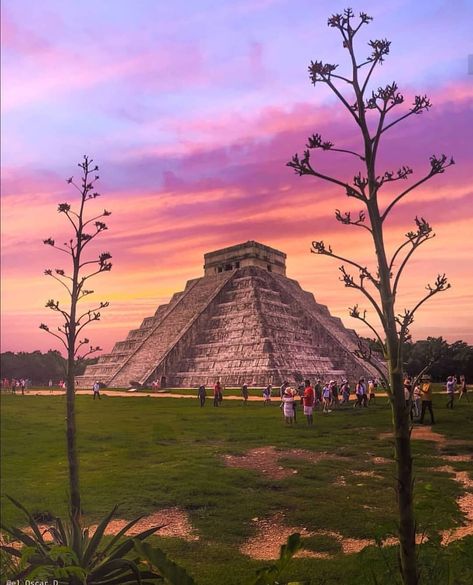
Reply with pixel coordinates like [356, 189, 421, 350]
[1, 391, 472, 584]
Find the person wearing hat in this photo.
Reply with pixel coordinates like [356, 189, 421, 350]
[446, 375, 456, 409]
[419, 375, 435, 424]
[282, 387, 295, 424]
[93, 380, 101, 400]
[340, 379, 350, 405]
[322, 382, 332, 413]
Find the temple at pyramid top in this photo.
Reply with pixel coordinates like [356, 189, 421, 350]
[204, 241, 286, 276]
[76, 241, 384, 389]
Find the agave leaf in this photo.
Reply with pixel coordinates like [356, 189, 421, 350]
[0, 523, 46, 551]
[101, 515, 146, 556]
[6, 495, 48, 547]
[82, 507, 118, 568]
[70, 513, 83, 561]
[47, 525, 65, 545]
[133, 540, 196, 585]
[0, 544, 23, 558]
[89, 557, 142, 584]
[53, 516, 68, 545]
[107, 524, 163, 562]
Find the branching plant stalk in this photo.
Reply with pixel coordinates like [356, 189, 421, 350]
[41, 156, 112, 527]
[288, 10, 453, 585]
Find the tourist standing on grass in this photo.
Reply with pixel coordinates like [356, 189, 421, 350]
[314, 379, 322, 407]
[322, 383, 331, 413]
[459, 375, 469, 402]
[354, 378, 364, 408]
[340, 379, 350, 405]
[242, 383, 249, 404]
[413, 382, 421, 418]
[404, 378, 414, 421]
[93, 381, 101, 400]
[303, 379, 315, 425]
[279, 381, 288, 399]
[362, 378, 368, 407]
[213, 381, 222, 407]
[368, 379, 376, 403]
[293, 386, 302, 422]
[282, 388, 295, 425]
[419, 376, 435, 424]
[263, 384, 272, 405]
[330, 380, 339, 408]
[446, 375, 456, 409]
[198, 384, 206, 407]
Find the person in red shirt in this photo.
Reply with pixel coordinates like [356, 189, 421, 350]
[213, 381, 222, 407]
[303, 379, 315, 426]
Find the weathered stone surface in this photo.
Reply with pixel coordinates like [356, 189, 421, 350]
[76, 241, 383, 388]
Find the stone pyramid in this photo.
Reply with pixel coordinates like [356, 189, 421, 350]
[76, 241, 383, 388]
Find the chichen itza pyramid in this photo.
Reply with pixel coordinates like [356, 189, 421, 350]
[76, 241, 383, 388]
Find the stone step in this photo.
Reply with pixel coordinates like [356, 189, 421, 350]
[107, 273, 233, 386]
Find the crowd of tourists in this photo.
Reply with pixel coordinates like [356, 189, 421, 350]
[0, 377, 31, 394]
[0, 378, 68, 392]
[195, 374, 469, 426]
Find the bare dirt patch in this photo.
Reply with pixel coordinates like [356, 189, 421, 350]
[240, 513, 433, 560]
[442, 493, 473, 544]
[240, 513, 330, 560]
[12, 507, 198, 546]
[95, 507, 199, 541]
[442, 454, 473, 463]
[371, 456, 391, 465]
[352, 470, 383, 480]
[380, 426, 473, 448]
[429, 459, 473, 544]
[223, 446, 342, 480]
[240, 513, 399, 560]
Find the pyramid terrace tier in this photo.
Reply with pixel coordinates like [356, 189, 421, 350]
[76, 264, 385, 389]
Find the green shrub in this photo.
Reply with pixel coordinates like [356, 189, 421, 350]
[0, 496, 162, 584]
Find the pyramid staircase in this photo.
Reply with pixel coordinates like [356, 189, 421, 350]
[77, 261, 383, 388]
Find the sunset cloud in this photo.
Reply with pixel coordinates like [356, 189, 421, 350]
[2, 0, 472, 353]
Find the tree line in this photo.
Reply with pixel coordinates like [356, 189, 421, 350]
[0, 350, 97, 385]
[363, 336, 473, 381]
[2, 337, 471, 387]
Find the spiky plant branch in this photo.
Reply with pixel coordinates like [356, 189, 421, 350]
[288, 10, 454, 585]
[40, 156, 112, 525]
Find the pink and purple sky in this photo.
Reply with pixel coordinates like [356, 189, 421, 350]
[1, 0, 472, 354]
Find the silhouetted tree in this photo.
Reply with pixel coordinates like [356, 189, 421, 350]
[40, 156, 112, 523]
[288, 10, 454, 585]
[404, 337, 473, 381]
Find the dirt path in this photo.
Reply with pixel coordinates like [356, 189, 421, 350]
[14, 389, 391, 401]
[15, 389, 269, 401]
